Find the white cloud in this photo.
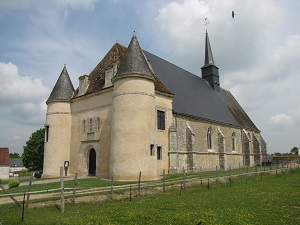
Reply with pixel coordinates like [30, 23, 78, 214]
[0, 62, 49, 104]
[269, 114, 292, 126]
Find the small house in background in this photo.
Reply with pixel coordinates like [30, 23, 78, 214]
[0, 147, 10, 180]
[9, 158, 26, 177]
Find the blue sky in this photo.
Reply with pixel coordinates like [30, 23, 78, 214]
[0, 0, 299, 155]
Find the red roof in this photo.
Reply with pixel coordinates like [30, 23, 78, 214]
[0, 148, 10, 166]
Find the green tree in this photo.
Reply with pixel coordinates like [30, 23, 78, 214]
[290, 147, 299, 155]
[9, 153, 21, 158]
[22, 128, 45, 171]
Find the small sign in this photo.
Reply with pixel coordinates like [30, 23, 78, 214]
[64, 161, 69, 168]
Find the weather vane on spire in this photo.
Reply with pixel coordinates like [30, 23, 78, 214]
[203, 18, 209, 32]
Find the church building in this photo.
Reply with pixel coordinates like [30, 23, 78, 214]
[43, 32, 267, 180]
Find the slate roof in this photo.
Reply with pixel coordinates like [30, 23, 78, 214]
[10, 158, 23, 167]
[47, 65, 75, 103]
[203, 31, 216, 67]
[69, 34, 259, 132]
[143, 51, 259, 131]
[73, 41, 172, 98]
[113, 33, 155, 81]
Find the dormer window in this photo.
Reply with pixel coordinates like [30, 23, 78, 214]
[104, 64, 117, 88]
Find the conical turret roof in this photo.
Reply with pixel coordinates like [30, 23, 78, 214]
[47, 65, 74, 104]
[113, 33, 154, 81]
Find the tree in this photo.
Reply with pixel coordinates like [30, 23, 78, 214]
[22, 128, 45, 171]
[9, 153, 21, 158]
[290, 147, 299, 155]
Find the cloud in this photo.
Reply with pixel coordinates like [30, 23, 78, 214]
[269, 114, 292, 126]
[0, 62, 49, 105]
[0, 62, 49, 125]
[0, 0, 98, 12]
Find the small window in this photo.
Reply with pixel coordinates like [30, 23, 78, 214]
[232, 132, 236, 151]
[89, 118, 93, 132]
[150, 144, 155, 156]
[96, 117, 101, 131]
[157, 146, 162, 160]
[207, 127, 212, 149]
[45, 125, 49, 142]
[82, 120, 86, 133]
[157, 110, 165, 130]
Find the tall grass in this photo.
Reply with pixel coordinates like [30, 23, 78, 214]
[0, 169, 299, 224]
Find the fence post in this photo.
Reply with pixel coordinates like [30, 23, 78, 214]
[22, 192, 26, 221]
[60, 166, 65, 213]
[216, 166, 218, 184]
[239, 162, 241, 174]
[182, 166, 186, 189]
[200, 167, 203, 179]
[72, 173, 77, 204]
[26, 173, 33, 208]
[180, 181, 184, 196]
[111, 175, 114, 198]
[207, 178, 210, 190]
[138, 171, 142, 196]
[130, 185, 132, 202]
[163, 169, 166, 193]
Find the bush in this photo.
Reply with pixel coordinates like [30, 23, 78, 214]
[8, 180, 20, 188]
[0, 178, 2, 184]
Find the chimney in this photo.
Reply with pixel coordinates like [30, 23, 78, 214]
[78, 75, 89, 96]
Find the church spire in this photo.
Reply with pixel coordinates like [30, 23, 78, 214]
[204, 31, 216, 67]
[47, 65, 75, 104]
[201, 30, 220, 92]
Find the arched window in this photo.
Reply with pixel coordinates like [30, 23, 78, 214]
[207, 127, 212, 149]
[232, 132, 236, 151]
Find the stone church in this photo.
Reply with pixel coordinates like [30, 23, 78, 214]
[43, 32, 267, 180]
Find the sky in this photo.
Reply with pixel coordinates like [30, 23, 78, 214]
[0, 0, 299, 155]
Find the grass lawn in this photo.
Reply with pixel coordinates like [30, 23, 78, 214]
[0, 169, 299, 224]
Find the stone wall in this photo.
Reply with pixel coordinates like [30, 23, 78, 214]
[169, 114, 265, 172]
[0, 166, 9, 180]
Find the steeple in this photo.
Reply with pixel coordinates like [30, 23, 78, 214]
[201, 31, 220, 92]
[47, 65, 75, 104]
[112, 32, 155, 82]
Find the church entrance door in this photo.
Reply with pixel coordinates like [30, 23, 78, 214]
[88, 149, 96, 176]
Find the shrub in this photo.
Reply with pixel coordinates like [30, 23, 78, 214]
[8, 180, 20, 188]
[0, 178, 2, 184]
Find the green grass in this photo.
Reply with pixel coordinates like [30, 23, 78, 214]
[0, 169, 299, 224]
